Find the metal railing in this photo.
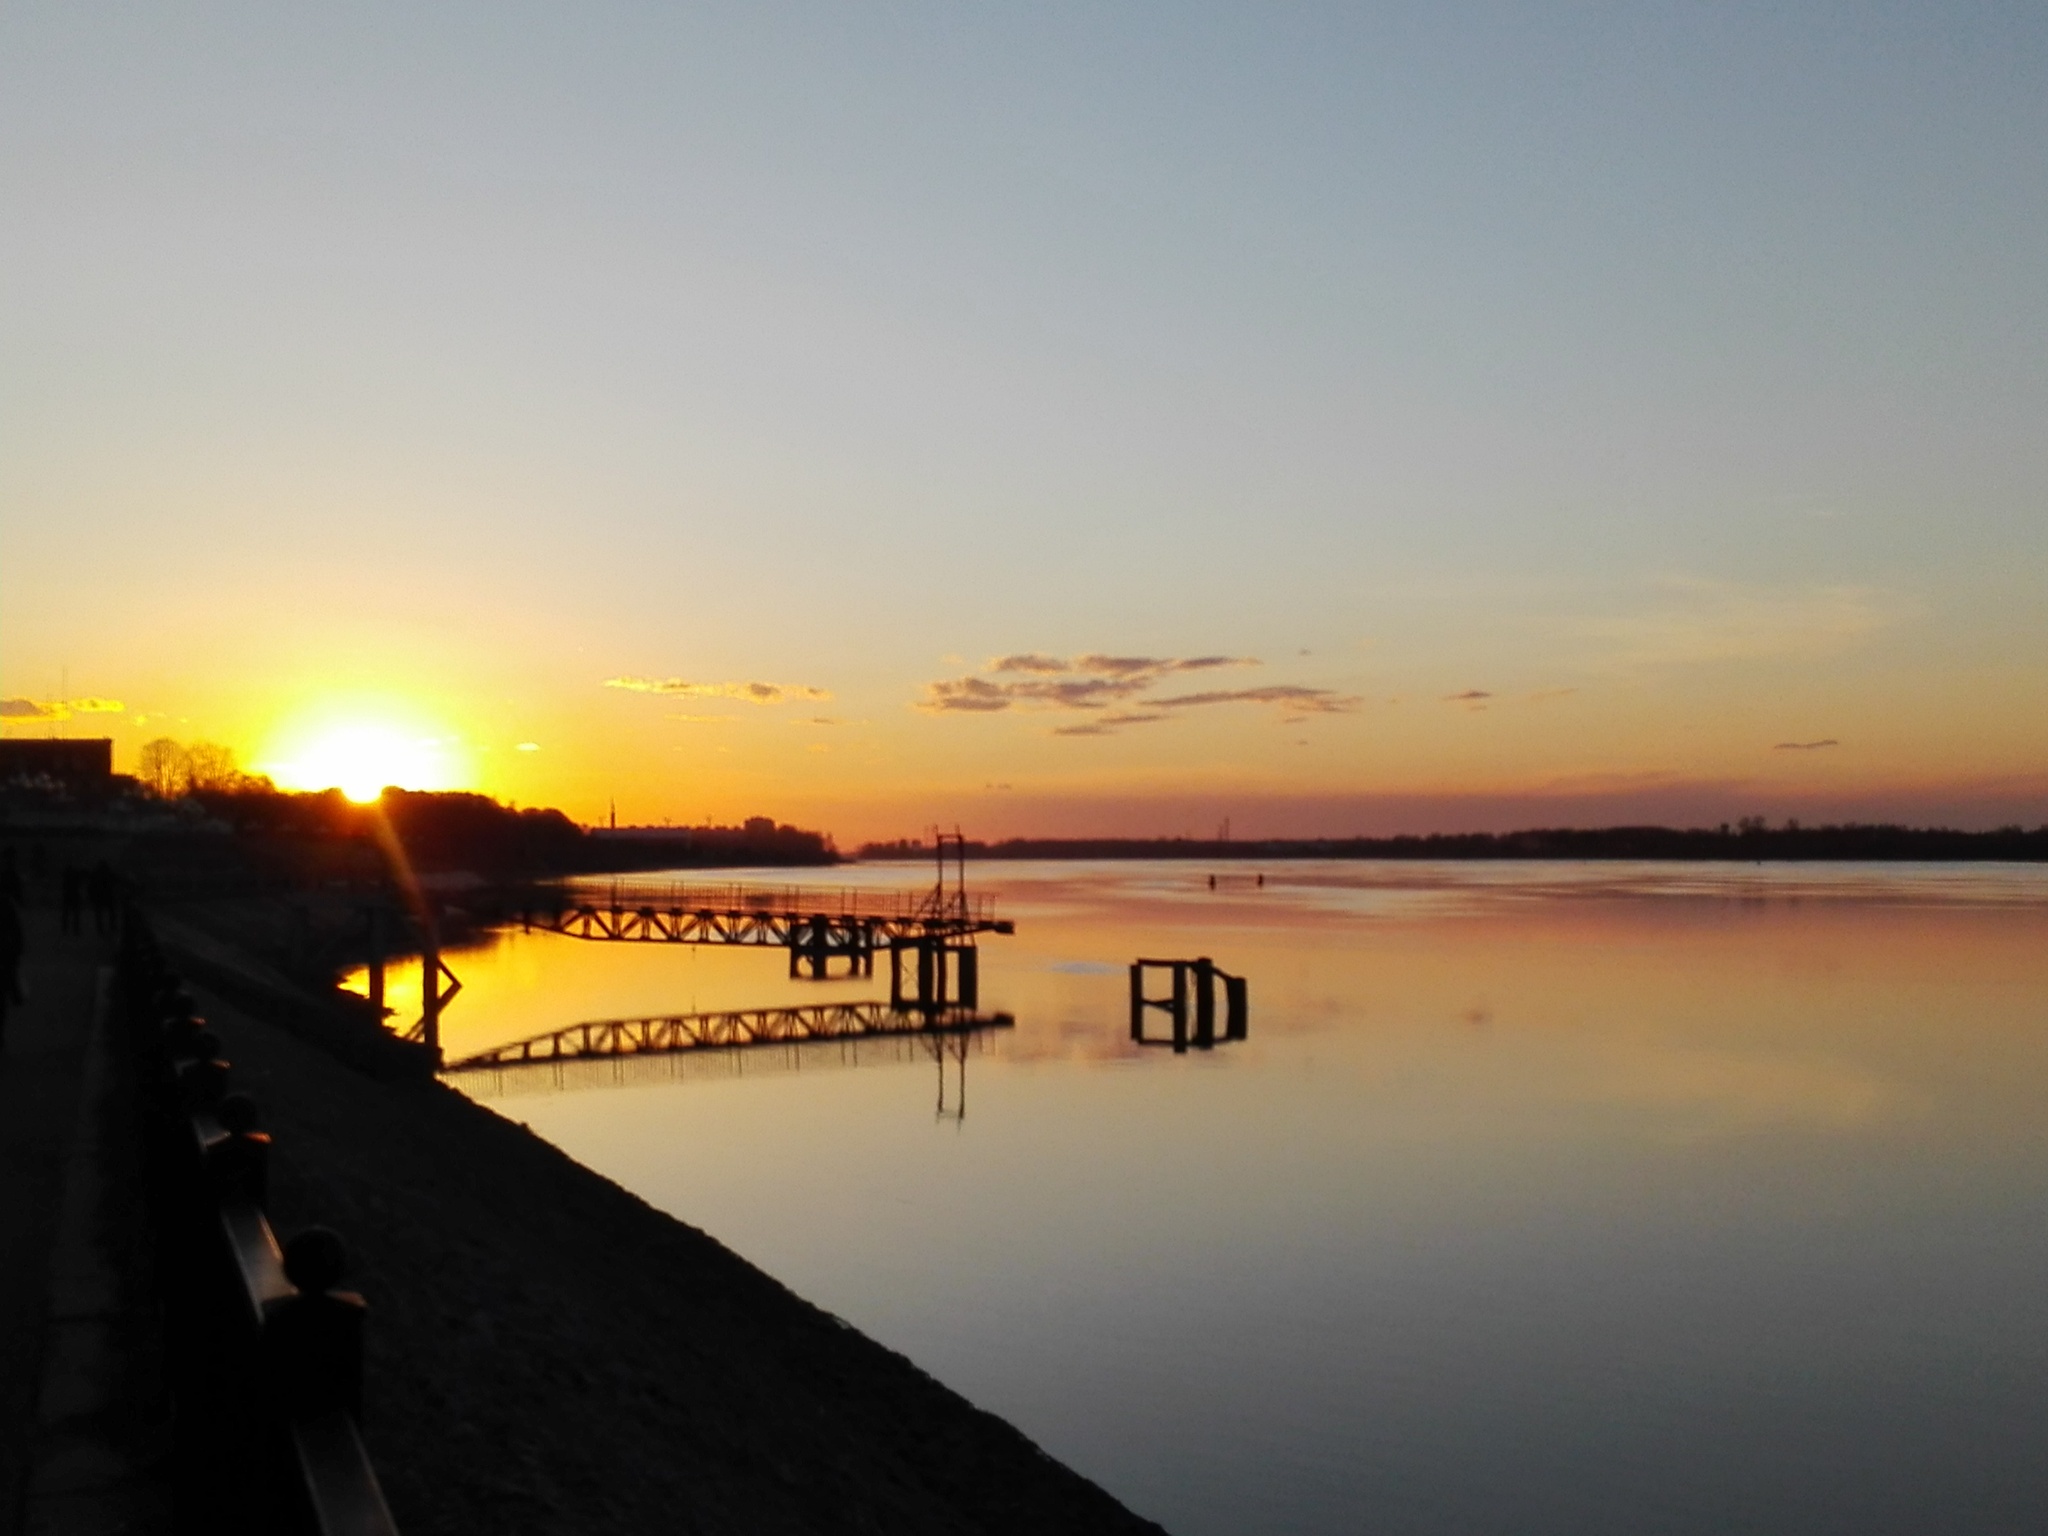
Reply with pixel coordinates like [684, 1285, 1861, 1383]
[556, 878, 1000, 926]
[119, 914, 401, 1536]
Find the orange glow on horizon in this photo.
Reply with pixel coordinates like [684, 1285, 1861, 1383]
[261, 709, 469, 802]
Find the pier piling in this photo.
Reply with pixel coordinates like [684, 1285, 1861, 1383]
[1129, 957, 1249, 1051]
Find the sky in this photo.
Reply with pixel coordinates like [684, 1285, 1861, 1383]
[3, 2, 2045, 842]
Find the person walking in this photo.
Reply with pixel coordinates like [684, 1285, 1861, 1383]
[0, 891, 23, 1051]
[60, 866, 84, 935]
[87, 861, 118, 937]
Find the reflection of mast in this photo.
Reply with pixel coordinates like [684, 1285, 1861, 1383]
[928, 1029, 970, 1123]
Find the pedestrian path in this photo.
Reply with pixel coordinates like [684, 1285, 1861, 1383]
[0, 904, 169, 1535]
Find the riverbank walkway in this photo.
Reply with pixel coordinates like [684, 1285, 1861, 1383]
[0, 901, 169, 1536]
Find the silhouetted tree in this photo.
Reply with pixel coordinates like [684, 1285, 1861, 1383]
[137, 737, 188, 797]
[182, 740, 241, 793]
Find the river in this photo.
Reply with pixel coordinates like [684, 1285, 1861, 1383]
[348, 859, 2048, 1535]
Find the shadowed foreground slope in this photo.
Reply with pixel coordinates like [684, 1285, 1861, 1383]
[190, 977, 1166, 1536]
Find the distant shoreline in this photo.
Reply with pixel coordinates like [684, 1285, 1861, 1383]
[858, 825, 2048, 864]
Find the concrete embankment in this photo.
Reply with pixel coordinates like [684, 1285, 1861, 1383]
[165, 910, 1167, 1536]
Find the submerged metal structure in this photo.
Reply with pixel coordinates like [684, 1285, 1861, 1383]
[1129, 957, 1249, 1053]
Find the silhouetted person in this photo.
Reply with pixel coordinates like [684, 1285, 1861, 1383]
[60, 867, 84, 935]
[0, 893, 23, 1050]
[87, 861, 118, 937]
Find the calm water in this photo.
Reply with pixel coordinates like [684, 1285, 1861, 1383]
[352, 861, 2048, 1535]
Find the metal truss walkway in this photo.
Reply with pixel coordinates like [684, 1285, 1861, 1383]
[522, 880, 1008, 946]
[442, 1000, 1014, 1072]
[520, 852, 1013, 1006]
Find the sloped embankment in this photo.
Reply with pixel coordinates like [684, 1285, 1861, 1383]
[176, 920, 1166, 1536]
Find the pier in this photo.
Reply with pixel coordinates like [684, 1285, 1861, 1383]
[519, 835, 1012, 1010]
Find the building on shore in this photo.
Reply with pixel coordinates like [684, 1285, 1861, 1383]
[0, 737, 114, 791]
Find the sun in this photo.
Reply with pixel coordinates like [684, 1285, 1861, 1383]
[263, 713, 468, 802]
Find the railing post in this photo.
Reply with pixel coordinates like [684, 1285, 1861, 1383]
[365, 906, 384, 1017]
[420, 933, 441, 1057]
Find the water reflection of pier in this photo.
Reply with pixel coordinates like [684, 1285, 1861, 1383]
[444, 1000, 1013, 1071]
[447, 1006, 1012, 1102]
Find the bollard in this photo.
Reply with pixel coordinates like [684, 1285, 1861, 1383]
[266, 1229, 367, 1422]
[206, 1094, 272, 1206]
[178, 1055, 231, 1113]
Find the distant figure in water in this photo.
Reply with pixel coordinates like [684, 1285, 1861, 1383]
[1208, 874, 1216, 890]
[1257, 873, 1264, 887]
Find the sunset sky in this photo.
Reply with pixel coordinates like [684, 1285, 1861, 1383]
[4, 3, 2044, 842]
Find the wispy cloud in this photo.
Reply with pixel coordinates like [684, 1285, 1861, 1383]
[1443, 689, 1492, 703]
[1571, 581, 1899, 669]
[923, 653, 1362, 735]
[1051, 710, 1171, 738]
[606, 676, 831, 704]
[924, 677, 1019, 713]
[1152, 686, 1360, 715]
[923, 654, 1260, 716]
[1, 696, 124, 721]
[1773, 738, 1840, 751]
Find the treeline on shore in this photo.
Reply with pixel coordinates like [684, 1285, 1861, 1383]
[187, 787, 837, 878]
[860, 820, 2048, 863]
